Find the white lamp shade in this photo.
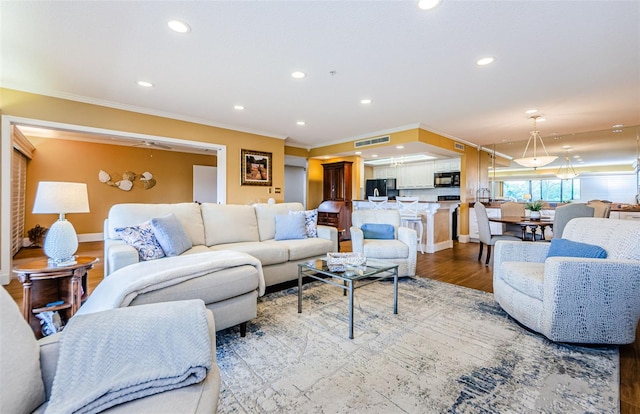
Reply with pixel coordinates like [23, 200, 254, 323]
[513, 156, 557, 169]
[33, 182, 90, 215]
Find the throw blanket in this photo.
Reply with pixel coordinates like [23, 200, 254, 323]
[76, 250, 265, 316]
[45, 300, 212, 414]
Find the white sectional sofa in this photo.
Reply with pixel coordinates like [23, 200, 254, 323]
[104, 201, 338, 286]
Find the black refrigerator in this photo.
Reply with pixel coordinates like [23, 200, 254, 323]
[365, 179, 398, 199]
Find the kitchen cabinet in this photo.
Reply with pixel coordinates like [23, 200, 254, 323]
[434, 158, 461, 173]
[397, 162, 434, 189]
[318, 161, 353, 240]
[373, 166, 393, 179]
[617, 211, 640, 221]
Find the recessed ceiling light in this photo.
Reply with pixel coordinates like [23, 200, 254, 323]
[372, 154, 378, 158]
[137, 81, 154, 88]
[418, 0, 442, 10]
[476, 57, 495, 66]
[360, 99, 372, 104]
[291, 71, 306, 79]
[323, 156, 331, 159]
[562, 145, 572, 150]
[536, 117, 546, 122]
[168, 20, 191, 33]
[525, 109, 538, 114]
[355, 151, 362, 155]
[612, 124, 623, 128]
[396, 145, 404, 149]
[612, 129, 623, 133]
[234, 105, 245, 110]
[296, 121, 306, 126]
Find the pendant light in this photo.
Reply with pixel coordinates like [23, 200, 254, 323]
[514, 115, 557, 169]
[556, 150, 579, 179]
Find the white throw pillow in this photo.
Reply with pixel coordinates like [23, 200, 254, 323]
[274, 214, 308, 240]
[151, 214, 193, 256]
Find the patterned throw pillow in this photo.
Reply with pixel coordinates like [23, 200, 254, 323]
[114, 221, 166, 261]
[289, 209, 318, 238]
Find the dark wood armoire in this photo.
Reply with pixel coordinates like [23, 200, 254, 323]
[317, 161, 352, 240]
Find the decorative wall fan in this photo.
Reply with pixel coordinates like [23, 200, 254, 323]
[133, 140, 172, 150]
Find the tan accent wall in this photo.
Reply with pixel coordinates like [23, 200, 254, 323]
[24, 138, 216, 235]
[1, 88, 285, 206]
[434, 209, 451, 244]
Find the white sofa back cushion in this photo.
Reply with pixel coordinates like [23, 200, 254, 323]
[201, 204, 260, 246]
[253, 202, 304, 241]
[108, 203, 205, 246]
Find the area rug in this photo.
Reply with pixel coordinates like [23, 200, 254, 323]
[215, 278, 619, 413]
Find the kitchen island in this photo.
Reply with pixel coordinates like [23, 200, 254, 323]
[353, 200, 459, 253]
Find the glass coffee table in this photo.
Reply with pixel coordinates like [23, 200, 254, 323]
[297, 257, 399, 339]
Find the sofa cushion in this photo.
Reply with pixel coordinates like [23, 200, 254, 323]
[201, 204, 259, 246]
[209, 242, 288, 266]
[253, 202, 304, 241]
[151, 214, 193, 256]
[289, 209, 318, 237]
[363, 239, 408, 259]
[499, 262, 545, 300]
[108, 203, 205, 246]
[115, 221, 166, 261]
[274, 214, 307, 241]
[265, 237, 335, 261]
[0, 287, 46, 414]
[361, 223, 395, 240]
[547, 238, 607, 259]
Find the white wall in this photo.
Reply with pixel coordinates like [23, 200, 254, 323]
[577, 174, 637, 204]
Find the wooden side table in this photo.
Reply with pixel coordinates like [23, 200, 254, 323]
[13, 256, 99, 338]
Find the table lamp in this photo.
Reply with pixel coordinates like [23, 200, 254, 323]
[32, 182, 90, 266]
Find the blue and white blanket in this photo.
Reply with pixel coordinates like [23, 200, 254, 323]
[45, 299, 212, 414]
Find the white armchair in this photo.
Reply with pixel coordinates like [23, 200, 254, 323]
[0, 287, 220, 414]
[351, 209, 417, 277]
[493, 217, 640, 344]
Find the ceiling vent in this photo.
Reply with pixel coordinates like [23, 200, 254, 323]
[454, 142, 465, 151]
[354, 135, 390, 148]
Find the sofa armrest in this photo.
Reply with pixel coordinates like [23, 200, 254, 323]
[494, 240, 549, 264]
[38, 332, 63, 401]
[104, 239, 139, 277]
[316, 225, 338, 252]
[542, 258, 640, 343]
[350, 227, 364, 253]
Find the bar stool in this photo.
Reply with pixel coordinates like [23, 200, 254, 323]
[368, 196, 389, 210]
[396, 196, 424, 254]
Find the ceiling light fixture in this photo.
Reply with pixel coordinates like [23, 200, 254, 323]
[296, 121, 306, 126]
[360, 99, 372, 104]
[525, 109, 538, 114]
[513, 115, 557, 169]
[234, 105, 245, 110]
[291, 71, 306, 79]
[476, 57, 495, 66]
[556, 150, 579, 179]
[418, 0, 442, 10]
[137, 81, 154, 88]
[168, 20, 191, 33]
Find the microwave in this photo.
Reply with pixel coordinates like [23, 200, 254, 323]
[434, 172, 460, 187]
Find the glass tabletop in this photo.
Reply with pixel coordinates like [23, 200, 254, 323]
[299, 257, 398, 281]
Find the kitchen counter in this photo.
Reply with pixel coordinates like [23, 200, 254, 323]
[467, 201, 640, 212]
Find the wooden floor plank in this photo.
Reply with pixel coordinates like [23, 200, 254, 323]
[8, 240, 639, 412]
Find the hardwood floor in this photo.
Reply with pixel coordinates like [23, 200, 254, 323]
[7, 241, 639, 413]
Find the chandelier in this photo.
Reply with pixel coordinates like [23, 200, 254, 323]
[556, 151, 579, 179]
[390, 156, 404, 168]
[513, 115, 557, 169]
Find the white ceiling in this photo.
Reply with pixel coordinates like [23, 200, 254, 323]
[2, 1, 639, 168]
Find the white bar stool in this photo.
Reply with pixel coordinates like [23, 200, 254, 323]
[368, 196, 389, 210]
[396, 196, 424, 254]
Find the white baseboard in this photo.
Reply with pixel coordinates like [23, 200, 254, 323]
[458, 234, 470, 243]
[22, 232, 104, 247]
[426, 240, 453, 253]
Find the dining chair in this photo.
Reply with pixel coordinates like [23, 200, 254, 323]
[396, 196, 424, 254]
[499, 202, 525, 238]
[368, 196, 389, 210]
[587, 200, 612, 218]
[552, 203, 595, 239]
[474, 202, 521, 265]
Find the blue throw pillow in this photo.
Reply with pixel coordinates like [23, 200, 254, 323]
[150, 214, 192, 256]
[274, 214, 308, 240]
[547, 238, 607, 259]
[361, 223, 395, 240]
[115, 221, 166, 261]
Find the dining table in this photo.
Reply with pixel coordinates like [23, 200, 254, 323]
[488, 215, 553, 241]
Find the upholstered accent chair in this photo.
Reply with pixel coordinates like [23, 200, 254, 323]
[351, 209, 417, 277]
[552, 203, 595, 239]
[493, 217, 640, 344]
[0, 287, 221, 413]
[587, 200, 612, 218]
[474, 202, 521, 265]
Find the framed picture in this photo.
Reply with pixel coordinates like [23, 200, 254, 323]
[241, 149, 272, 186]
